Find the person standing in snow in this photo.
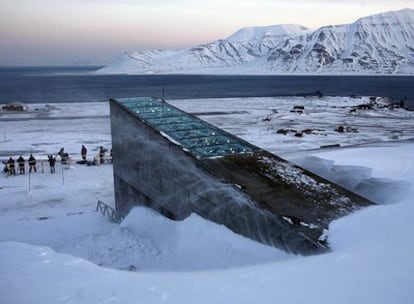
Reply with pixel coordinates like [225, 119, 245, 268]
[81, 145, 87, 160]
[7, 157, 16, 176]
[28, 154, 37, 173]
[48, 155, 56, 173]
[99, 146, 107, 164]
[17, 155, 25, 175]
[58, 147, 69, 164]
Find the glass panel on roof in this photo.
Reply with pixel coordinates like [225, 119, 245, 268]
[169, 128, 217, 139]
[157, 122, 206, 133]
[137, 109, 182, 120]
[181, 135, 232, 149]
[116, 97, 256, 158]
[120, 97, 163, 108]
[193, 143, 254, 157]
[147, 115, 195, 126]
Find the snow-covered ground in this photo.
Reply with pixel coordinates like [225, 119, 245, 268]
[169, 96, 414, 154]
[1, 97, 414, 303]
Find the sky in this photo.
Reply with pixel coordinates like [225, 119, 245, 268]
[0, 0, 413, 66]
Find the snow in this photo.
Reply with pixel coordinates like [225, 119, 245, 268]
[1, 96, 414, 303]
[316, 144, 414, 181]
[169, 96, 414, 154]
[97, 9, 414, 75]
[225, 24, 309, 43]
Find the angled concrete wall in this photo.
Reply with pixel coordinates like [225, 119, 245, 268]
[110, 97, 372, 255]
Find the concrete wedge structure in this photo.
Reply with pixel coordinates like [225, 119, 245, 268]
[110, 96, 373, 255]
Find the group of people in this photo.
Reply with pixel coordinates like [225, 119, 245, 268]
[5, 154, 37, 175]
[76, 145, 110, 164]
[3, 145, 112, 176]
[4, 154, 56, 175]
[78, 145, 112, 165]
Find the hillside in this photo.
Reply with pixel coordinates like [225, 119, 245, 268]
[97, 9, 414, 75]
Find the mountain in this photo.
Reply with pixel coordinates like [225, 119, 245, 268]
[97, 9, 414, 75]
[266, 9, 414, 74]
[225, 24, 310, 43]
[97, 24, 309, 74]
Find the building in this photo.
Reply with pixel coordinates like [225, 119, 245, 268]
[1, 102, 28, 112]
[110, 97, 372, 255]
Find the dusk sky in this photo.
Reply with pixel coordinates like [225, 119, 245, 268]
[1, 0, 413, 66]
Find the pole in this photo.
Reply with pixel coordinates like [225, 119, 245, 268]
[61, 166, 65, 186]
[162, 76, 165, 98]
[28, 172, 31, 192]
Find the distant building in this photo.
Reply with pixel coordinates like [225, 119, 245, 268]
[389, 130, 403, 140]
[110, 97, 372, 255]
[290, 105, 305, 113]
[1, 102, 28, 112]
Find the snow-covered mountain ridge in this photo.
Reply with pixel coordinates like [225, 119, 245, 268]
[97, 9, 414, 75]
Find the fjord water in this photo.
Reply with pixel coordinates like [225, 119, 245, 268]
[0, 67, 413, 107]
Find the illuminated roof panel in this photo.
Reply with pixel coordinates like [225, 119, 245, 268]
[117, 97, 257, 158]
